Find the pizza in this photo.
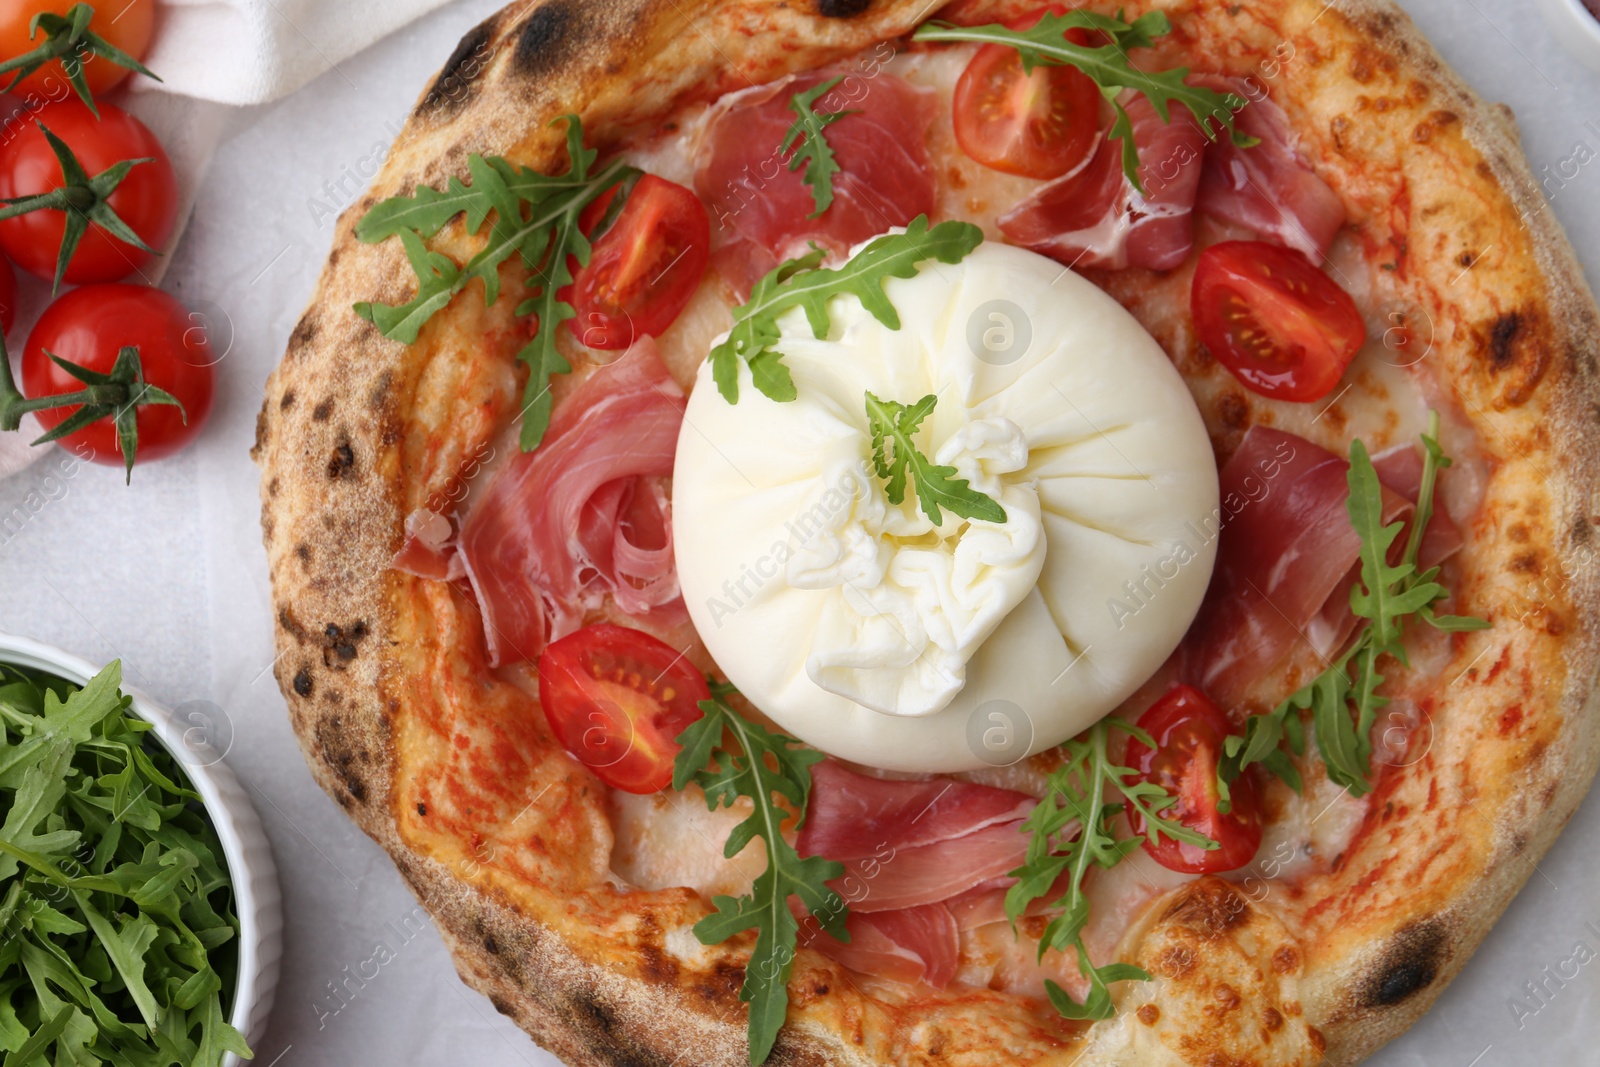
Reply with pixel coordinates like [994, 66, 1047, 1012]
[252, 1, 1600, 1065]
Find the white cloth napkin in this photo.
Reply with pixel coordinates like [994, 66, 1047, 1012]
[137, 0, 459, 106]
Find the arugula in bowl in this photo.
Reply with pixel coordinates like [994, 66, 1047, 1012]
[0, 661, 252, 1066]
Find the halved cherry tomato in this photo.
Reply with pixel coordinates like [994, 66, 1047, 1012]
[566, 174, 709, 350]
[0, 98, 177, 285]
[952, 6, 1102, 181]
[22, 283, 215, 467]
[0, 0, 156, 99]
[537, 623, 709, 793]
[1191, 240, 1366, 403]
[1124, 684, 1262, 874]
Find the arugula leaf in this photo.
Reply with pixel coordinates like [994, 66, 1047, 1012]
[779, 76, 858, 218]
[353, 115, 637, 451]
[711, 216, 983, 403]
[864, 391, 1006, 527]
[913, 10, 1251, 193]
[1006, 719, 1214, 1020]
[1219, 413, 1489, 798]
[0, 661, 251, 1066]
[673, 685, 846, 1065]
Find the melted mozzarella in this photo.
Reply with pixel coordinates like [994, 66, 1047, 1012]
[672, 239, 1219, 772]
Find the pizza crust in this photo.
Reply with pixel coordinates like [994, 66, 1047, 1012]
[253, 1, 1600, 1064]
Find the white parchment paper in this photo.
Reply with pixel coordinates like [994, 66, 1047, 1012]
[0, 1, 1594, 1064]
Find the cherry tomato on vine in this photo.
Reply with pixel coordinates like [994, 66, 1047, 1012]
[20, 284, 213, 470]
[1124, 684, 1263, 874]
[952, 6, 1103, 180]
[537, 623, 709, 793]
[0, 0, 156, 99]
[1191, 240, 1366, 403]
[0, 254, 14, 334]
[565, 174, 710, 350]
[0, 97, 177, 286]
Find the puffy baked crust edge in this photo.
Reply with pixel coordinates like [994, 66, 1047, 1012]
[251, 1, 1600, 1065]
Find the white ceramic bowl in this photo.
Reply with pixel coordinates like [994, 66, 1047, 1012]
[0, 633, 282, 1067]
[1537, 0, 1600, 72]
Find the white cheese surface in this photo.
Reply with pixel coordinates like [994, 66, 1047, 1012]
[673, 239, 1219, 772]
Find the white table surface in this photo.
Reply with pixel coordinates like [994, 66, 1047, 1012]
[1, 1, 1596, 1064]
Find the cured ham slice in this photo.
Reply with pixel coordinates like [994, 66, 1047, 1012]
[799, 761, 1034, 914]
[1192, 75, 1345, 261]
[1181, 427, 1462, 709]
[457, 339, 686, 666]
[800, 761, 1034, 860]
[694, 72, 936, 274]
[392, 507, 463, 581]
[998, 91, 1207, 272]
[799, 904, 960, 988]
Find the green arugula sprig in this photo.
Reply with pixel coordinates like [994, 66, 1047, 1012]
[1219, 413, 1489, 800]
[353, 116, 637, 451]
[673, 683, 847, 1066]
[864, 391, 1005, 527]
[0, 4, 160, 116]
[0, 337, 184, 483]
[913, 10, 1253, 193]
[710, 216, 983, 404]
[779, 76, 857, 218]
[0, 122, 159, 295]
[0, 661, 250, 1066]
[1006, 719, 1214, 1020]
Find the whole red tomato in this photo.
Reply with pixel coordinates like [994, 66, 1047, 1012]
[0, 254, 14, 334]
[0, 98, 177, 286]
[0, 1, 156, 99]
[21, 284, 214, 469]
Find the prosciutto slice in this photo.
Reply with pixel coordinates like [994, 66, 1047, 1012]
[694, 71, 936, 277]
[1181, 427, 1462, 709]
[798, 904, 960, 988]
[798, 761, 1034, 914]
[998, 91, 1208, 272]
[457, 339, 686, 666]
[1192, 75, 1345, 261]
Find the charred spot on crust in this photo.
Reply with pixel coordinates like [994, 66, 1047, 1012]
[483, 934, 500, 955]
[292, 669, 313, 698]
[312, 398, 335, 422]
[1483, 309, 1550, 405]
[289, 311, 318, 352]
[368, 370, 395, 412]
[1573, 518, 1592, 546]
[279, 389, 297, 410]
[416, 801, 427, 816]
[321, 621, 369, 668]
[421, 15, 498, 116]
[1490, 312, 1523, 368]
[514, 3, 573, 78]
[1363, 919, 1447, 1007]
[328, 441, 356, 479]
[278, 606, 308, 641]
[316, 713, 370, 805]
[817, 0, 872, 16]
